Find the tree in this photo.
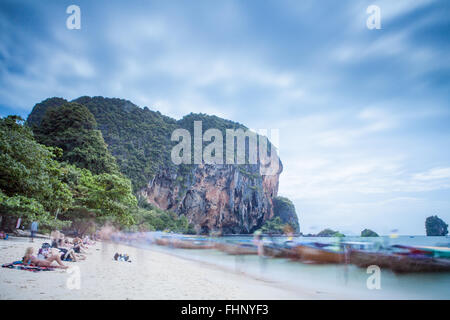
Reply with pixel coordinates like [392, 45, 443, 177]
[0, 116, 72, 230]
[258, 217, 287, 234]
[60, 165, 137, 230]
[130, 196, 195, 233]
[34, 102, 119, 175]
[425, 215, 448, 236]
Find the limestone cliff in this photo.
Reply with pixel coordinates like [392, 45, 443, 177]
[142, 163, 282, 234]
[27, 96, 299, 234]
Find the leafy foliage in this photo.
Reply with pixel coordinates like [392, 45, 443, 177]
[0, 115, 139, 233]
[27, 97, 276, 191]
[272, 196, 299, 233]
[27, 97, 68, 128]
[72, 96, 178, 190]
[0, 116, 72, 230]
[257, 216, 288, 234]
[59, 165, 137, 230]
[25, 96, 284, 234]
[132, 196, 195, 233]
[34, 102, 119, 175]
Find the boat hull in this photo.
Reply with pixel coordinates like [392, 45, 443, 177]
[172, 240, 214, 249]
[215, 242, 258, 255]
[293, 245, 344, 264]
[263, 245, 297, 258]
[349, 250, 450, 273]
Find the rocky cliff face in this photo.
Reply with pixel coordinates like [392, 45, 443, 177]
[28, 96, 299, 234]
[142, 163, 282, 234]
[272, 196, 300, 233]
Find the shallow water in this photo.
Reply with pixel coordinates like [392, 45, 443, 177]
[121, 235, 450, 299]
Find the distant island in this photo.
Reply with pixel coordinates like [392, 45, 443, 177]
[361, 229, 379, 237]
[426, 215, 448, 236]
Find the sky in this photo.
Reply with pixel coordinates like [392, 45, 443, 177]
[1, 0, 449, 235]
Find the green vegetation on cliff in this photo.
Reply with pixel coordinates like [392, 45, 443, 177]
[22, 96, 290, 234]
[28, 97, 177, 191]
[133, 196, 195, 234]
[34, 102, 119, 175]
[257, 197, 299, 234]
[27, 97, 274, 191]
[0, 114, 192, 235]
[272, 196, 299, 233]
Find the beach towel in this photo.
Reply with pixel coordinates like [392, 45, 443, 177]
[1, 261, 55, 272]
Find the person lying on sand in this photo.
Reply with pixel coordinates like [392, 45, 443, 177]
[23, 247, 68, 269]
[40, 244, 86, 262]
[114, 252, 132, 262]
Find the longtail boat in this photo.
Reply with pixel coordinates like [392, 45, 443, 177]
[393, 245, 450, 259]
[349, 248, 450, 273]
[155, 237, 171, 246]
[215, 242, 258, 255]
[171, 239, 215, 249]
[293, 243, 345, 264]
[263, 242, 297, 258]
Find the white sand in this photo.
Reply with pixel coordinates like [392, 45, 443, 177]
[0, 237, 340, 300]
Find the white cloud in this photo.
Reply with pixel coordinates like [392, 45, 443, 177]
[413, 167, 450, 181]
[1, 0, 449, 235]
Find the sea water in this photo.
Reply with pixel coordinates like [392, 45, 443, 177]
[126, 235, 450, 299]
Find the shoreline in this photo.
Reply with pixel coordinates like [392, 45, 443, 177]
[0, 237, 344, 300]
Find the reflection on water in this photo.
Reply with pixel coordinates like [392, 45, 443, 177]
[116, 234, 450, 299]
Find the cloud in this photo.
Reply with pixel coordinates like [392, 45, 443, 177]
[1, 0, 449, 234]
[413, 167, 450, 181]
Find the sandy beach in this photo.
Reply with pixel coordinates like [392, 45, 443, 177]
[0, 237, 344, 300]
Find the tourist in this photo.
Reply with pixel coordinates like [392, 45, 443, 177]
[30, 221, 38, 242]
[22, 247, 68, 269]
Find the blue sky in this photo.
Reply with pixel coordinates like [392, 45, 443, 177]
[1, 0, 449, 235]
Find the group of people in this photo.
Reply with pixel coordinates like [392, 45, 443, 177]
[22, 231, 95, 269]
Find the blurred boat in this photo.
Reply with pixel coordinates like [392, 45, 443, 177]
[155, 236, 214, 249]
[155, 237, 171, 246]
[349, 247, 450, 273]
[215, 242, 258, 255]
[293, 243, 345, 264]
[396, 245, 450, 259]
[172, 239, 215, 249]
[263, 241, 297, 258]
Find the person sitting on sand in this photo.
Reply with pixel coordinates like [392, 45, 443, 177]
[22, 247, 68, 269]
[72, 238, 88, 253]
[51, 231, 67, 249]
[0, 230, 8, 240]
[83, 235, 95, 246]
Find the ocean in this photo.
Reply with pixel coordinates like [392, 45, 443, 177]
[127, 235, 450, 299]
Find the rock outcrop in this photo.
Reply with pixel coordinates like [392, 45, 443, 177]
[142, 163, 282, 234]
[272, 196, 300, 233]
[425, 215, 448, 236]
[361, 229, 379, 237]
[28, 96, 300, 234]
